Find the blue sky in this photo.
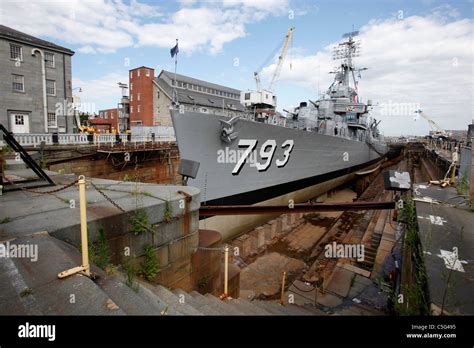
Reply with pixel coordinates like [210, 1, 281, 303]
[1, 0, 473, 135]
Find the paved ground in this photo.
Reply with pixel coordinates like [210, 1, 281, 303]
[0, 169, 199, 245]
[414, 183, 474, 315]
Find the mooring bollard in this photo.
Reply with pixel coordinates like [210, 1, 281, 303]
[58, 175, 91, 278]
[280, 271, 286, 305]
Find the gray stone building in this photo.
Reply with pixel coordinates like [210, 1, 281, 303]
[129, 67, 244, 127]
[0, 25, 74, 134]
[153, 70, 244, 126]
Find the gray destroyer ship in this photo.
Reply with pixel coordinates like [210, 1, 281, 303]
[171, 32, 388, 239]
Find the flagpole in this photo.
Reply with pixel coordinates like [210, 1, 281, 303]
[174, 38, 178, 105]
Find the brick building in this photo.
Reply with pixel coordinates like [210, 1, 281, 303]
[93, 108, 119, 132]
[128, 67, 244, 127]
[129, 66, 154, 126]
[0, 25, 74, 134]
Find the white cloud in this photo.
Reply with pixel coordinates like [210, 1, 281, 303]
[133, 7, 249, 55]
[261, 10, 474, 136]
[73, 72, 128, 113]
[0, 0, 289, 54]
[77, 45, 97, 54]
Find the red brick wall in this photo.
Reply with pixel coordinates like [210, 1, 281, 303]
[97, 108, 119, 131]
[129, 67, 154, 126]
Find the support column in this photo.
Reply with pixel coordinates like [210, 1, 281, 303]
[470, 138, 474, 208]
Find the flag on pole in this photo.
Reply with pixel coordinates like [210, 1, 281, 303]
[170, 42, 179, 58]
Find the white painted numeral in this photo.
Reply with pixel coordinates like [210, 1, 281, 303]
[256, 139, 276, 171]
[232, 139, 257, 175]
[276, 140, 294, 167]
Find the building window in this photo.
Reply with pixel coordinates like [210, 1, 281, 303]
[99, 112, 103, 118]
[137, 70, 140, 77]
[157, 91, 160, 99]
[130, 83, 133, 91]
[130, 71, 133, 78]
[47, 113, 57, 127]
[44, 52, 55, 68]
[146, 69, 150, 76]
[131, 106, 133, 113]
[14, 114, 25, 125]
[46, 79, 56, 95]
[104, 112, 108, 119]
[137, 105, 140, 112]
[130, 94, 133, 101]
[12, 74, 24, 92]
[137, 93, 140, 101]
[10, 43, 22, 61]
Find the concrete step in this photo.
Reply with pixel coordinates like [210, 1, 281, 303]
[172, 289, 218, 315]
[148, 285, 202, 315]
[280, 303, 320, 315]
[188, 291, 224, 315]
[189, 291, 243, 315]
[265, 301, 314, 316]
[203, 293, 246, 315]
[235, 299, 274, 315]
[0, 233, 125, 315]
[226, 298, 270, 315]
[250, 300, 285, 315]
[96, 275, 169, 315]
[356, 261, 373, 271]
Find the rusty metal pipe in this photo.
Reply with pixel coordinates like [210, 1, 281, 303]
[199, 201, 395, 216]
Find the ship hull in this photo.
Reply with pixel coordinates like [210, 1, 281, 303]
[171, 110, 388, 240]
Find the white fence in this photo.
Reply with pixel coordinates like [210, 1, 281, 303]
[7, 133, 176, 147]
[12, 134, 54, 146]
[131, 126, 175, 138]
[59, 134, 89, 145]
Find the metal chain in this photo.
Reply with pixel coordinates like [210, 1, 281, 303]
[89, 181, 126, 213]
[89, 181, 156, 235]
[20, 178, 80, 194]
[197, 246, 225, 251]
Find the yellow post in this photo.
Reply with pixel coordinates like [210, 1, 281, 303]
[223, 245, 229, 298]
[280, 271, 286, 305]
[58, 175, 90, 278]
[79, 175, 90, 277]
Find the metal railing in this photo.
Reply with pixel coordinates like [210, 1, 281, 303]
[9, 133, 176, 147]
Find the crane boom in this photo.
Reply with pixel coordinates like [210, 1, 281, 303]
[254, 72, 261, 90]
[269, 27, 295, 91]
[414, 110, 450, 137]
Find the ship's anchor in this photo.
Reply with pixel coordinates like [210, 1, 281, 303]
[220, 116, 240, 143]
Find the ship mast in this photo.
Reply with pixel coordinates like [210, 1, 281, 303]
[330, 31, 367, 101]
